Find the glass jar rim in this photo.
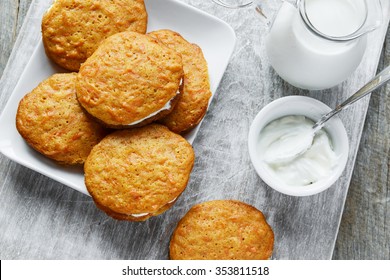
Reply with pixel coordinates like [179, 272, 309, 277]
[298, 0, 376, 42]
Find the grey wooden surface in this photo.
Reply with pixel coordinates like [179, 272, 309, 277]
[0, 0, 389, 260]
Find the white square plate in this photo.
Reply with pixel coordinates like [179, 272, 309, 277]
[0, 0, 236, 195]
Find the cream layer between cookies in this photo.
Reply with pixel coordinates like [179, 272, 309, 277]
[130, 197, 178, 218]
[127, 79, 183, 126]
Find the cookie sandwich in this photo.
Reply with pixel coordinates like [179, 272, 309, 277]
[42, 0, 148, 71]
[149, 29, 211, 134]
[16, 73, 107, 165]
[170, 200, 274, 260]
[76, 31, 183, 128]
[84, 124, 195, 221]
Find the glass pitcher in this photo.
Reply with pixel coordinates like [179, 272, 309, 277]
[213, 0, 383, 90]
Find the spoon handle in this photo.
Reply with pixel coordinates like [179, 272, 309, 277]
[313, 65, 390, 132]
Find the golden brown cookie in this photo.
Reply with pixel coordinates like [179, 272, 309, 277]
[169, 200, 274, 260]
[148, 29, 211, 134]
[16, 73, 108, 165]
[76, 31, 183, 128]
[42, 0, 148, 71]
[84, 124, 195, 221]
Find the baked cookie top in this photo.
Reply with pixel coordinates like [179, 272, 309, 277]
[170, 200, 274, 260]
[149, 29, 211, 134]
[16, 73, 107, 165]
[42, 0, 148, 71]
[76, 31, 183, 128]
[84, 124, 194, 220]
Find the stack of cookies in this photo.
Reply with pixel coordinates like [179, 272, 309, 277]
[15, 0, 275, 259]
[16, 0, 211, 221]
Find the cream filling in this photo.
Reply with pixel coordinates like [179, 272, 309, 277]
[128, 97, 174, 126]
[130, 213, 149, 218]
[129, 197, 178, 218]
[127, 79, 182, 126]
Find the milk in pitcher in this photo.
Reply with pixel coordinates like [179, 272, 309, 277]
[266, 0, 370, 90]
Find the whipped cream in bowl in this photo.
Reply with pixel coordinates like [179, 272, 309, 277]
[248, 96, 349, 196]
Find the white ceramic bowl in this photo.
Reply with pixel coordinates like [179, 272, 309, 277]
[248, 96, 349, 196]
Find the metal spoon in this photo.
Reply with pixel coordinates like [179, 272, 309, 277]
[281, 64, 390, 162]
[312, 65, 390, 133]
[264, 65, 390, 164]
